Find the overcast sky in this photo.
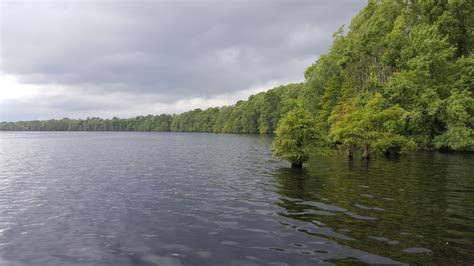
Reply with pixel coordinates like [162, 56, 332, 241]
[0, 0, 365, 122]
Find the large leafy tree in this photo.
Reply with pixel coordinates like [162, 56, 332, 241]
[434, 89, 474, 150]
[329, 93, 415, 159]
[272, 108, 323, 168]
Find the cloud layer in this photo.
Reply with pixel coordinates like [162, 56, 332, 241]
[0, 0, 365, 121]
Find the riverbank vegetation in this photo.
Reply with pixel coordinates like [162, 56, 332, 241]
[1, 1, 472, 156]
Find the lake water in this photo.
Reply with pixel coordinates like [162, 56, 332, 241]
[0, 132, 472, 265]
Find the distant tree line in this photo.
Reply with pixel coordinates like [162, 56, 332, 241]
[2, 0, 473, 155]
[0, 83, 302, 134]
[0, 115, 173, 132]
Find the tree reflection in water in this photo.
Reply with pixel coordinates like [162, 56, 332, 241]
[271, 152, 474, 265]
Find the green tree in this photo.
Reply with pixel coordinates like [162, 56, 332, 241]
[434, 89, 474, 150]
[329, 93, 415, 159]
[272, 108, 322, 168]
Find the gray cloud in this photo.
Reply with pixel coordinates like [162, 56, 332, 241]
[0, 0, 366, 121]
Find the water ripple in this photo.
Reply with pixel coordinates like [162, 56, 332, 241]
[0, 132, 472, 265]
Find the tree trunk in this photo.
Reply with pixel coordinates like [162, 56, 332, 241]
[362, 145, 371, 160]
[348, 143, 355, 159]
[291, 161, 303, 168]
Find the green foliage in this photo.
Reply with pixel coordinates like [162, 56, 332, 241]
[167, 83, 303, 134]
[434, 126, 474, 151]
[304, 0, 472, 152]
[272, 108, 323, 167]
[434, 89, 474, 150]
[329, 93, 416, 157]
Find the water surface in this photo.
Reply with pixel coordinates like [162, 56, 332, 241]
[0, 132, 472, 265]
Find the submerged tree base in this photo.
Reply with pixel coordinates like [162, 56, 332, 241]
[291, 162, 303, 168]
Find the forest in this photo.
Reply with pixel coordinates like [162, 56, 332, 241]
[1, 0, 472, 153]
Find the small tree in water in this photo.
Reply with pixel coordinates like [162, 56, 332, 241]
[272, 108, 321, 168]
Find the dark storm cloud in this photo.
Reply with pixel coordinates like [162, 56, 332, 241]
[1, 0, 365, 96]
[0, 0, 366, 121]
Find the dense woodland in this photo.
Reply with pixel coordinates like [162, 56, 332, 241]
[1, 0, 473, 152]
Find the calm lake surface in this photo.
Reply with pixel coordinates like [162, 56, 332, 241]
[0, 132, 473, 265]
